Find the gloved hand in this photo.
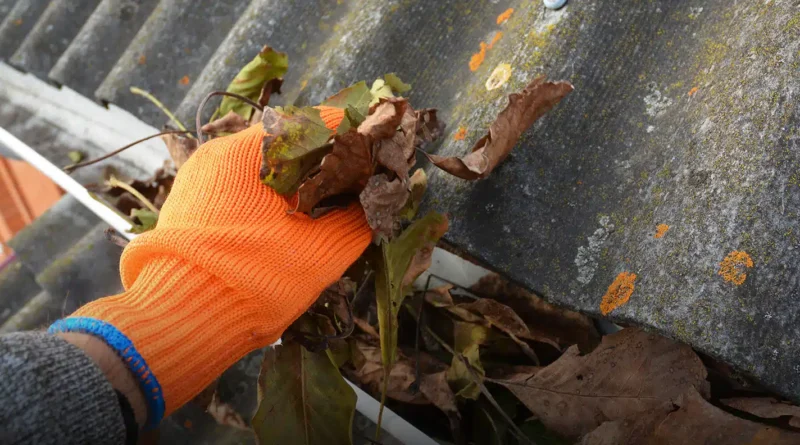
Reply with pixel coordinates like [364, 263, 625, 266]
[50, 106, 371, 428]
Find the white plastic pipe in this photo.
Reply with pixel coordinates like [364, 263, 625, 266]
[0, 127, 136, 239]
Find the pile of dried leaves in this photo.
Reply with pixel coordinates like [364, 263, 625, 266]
[68, 45, 800, 445]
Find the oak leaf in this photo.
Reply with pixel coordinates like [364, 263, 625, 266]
[720, 397, 800, 428]
[425, 76, 572, 180]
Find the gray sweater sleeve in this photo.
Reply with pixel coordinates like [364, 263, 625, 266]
[0, 332, 127, 445]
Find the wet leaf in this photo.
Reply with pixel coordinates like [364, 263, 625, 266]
[471, 274, 600, 352]
[349, 339, 432, 404]
[425, 76, 572, 180]
[490, 328, 709, 439]
[720, 397, 800, 428]
[580, 388, 800, 445]
[201, 110, 250, 136]
[161, 132, 199, 170]
[296, 129, 371, 213]
[260, 106, 334, 195]
[129, 208, 158, 234]
[67, 150, 84, 163]
[219, 46, 288, 120]
[419, 371, 462, 441]
[374, 212, 449, 369]
[459, 298, 548, 360]
[359, 174, 408, 241]
[253, 335, 356, 445]
[208, 393, 250, 431]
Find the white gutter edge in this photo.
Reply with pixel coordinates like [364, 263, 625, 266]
[0, 127, 137, 239]
[0, 126, 440, 445]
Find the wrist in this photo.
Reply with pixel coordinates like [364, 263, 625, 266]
[57, 332, 148, 428]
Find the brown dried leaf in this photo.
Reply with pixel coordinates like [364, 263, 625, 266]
[720, 397, 800, 427]
[414, 108, 445, 150]
[358, 98, 407, 140]
[471, 274, 600, 352]
[297, 129, 372, 214]
[257, 78, 284, 107]
[459, 298, 556, 353]
[161, 132, 199, 170]
[207, 393, 250, 431]
[201, 110, 250, 135]
[490, 328, 710, 439]
[359, 174, 409, 240]
[375, 105, 418, 181]
[419, 371, 462, 441]
[425, 76, 573, 180]
[581, 389, 800, 445]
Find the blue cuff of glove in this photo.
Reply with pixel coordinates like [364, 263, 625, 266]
[49, 317, 165, 429]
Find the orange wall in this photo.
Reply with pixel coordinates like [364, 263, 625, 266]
[0, 156, 63, 261]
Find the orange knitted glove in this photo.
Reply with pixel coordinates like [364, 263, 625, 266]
[49, 107, 371, 428]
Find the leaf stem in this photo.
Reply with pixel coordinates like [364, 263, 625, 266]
[107, 175, 159, 214]
[403, 303, 536, 445]
[64, 130, 193, 173]
[195, 91, 264, 144]
[130, 87, 192, 136]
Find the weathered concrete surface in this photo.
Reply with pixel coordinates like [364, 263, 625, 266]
[285, 1, 800, 401]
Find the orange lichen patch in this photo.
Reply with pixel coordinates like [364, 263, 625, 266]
[497, 8, 514, 25]
[138, 55, 146, 65]
[454, 126, 467, 140]
[718, 250, 753, 285]
[469, 42, 488, 71]
[688, 87, 699, 96]
[654, 224, 670, 239]
[600, 272, 637, 315]
[183, 420, 192, 429]
[179, 75, 190, 85]
[488, 31, 504, 49]
[13, 19, 22, 26]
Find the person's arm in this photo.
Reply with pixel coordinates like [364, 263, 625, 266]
[0, 332, 131, 445]
[1, 105, 369, 442]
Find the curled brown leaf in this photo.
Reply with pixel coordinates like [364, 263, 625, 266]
[425, 76, 573, 180]
[161, 132, 199, 170]
[359, 174, 409, 240]
[201, 110, 250, 136]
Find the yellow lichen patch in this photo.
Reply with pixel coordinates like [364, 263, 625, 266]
[496, 8, 514, 25]
[453, 126, 467, 141]
[600, 272, 637, 315]
[718, 251, 753, 285]
[485, 63, 512, 91]
[688, 87, 699, 96]
[654, 224, 670, 239]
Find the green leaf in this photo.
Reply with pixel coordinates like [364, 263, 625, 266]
[129, 208, 158, 234]
[218, 46, 288, 120]
[446, 321, 489, 400]
[370, 79, 393, 105]
[335, 105, 367, 134]
[322, 80, 373, 117]
[260, 106, 334, 195]
[67, 151, 84, 163]
[383, 73, 411, 94]
[375, 212, 449, 368]
[253, 333, 356, 445]
[399, 169, 427, 221]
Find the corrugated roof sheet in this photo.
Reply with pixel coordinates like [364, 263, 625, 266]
[1, 0, 800, 438]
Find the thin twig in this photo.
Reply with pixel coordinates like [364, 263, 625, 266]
[64, 130, 193, 173]
[195, 91, 263, 144]
[107, 175, 159, 214]
[130, 87, 192, 136]
[403, 303, 536, 445]
[104, 228, 130, 248]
